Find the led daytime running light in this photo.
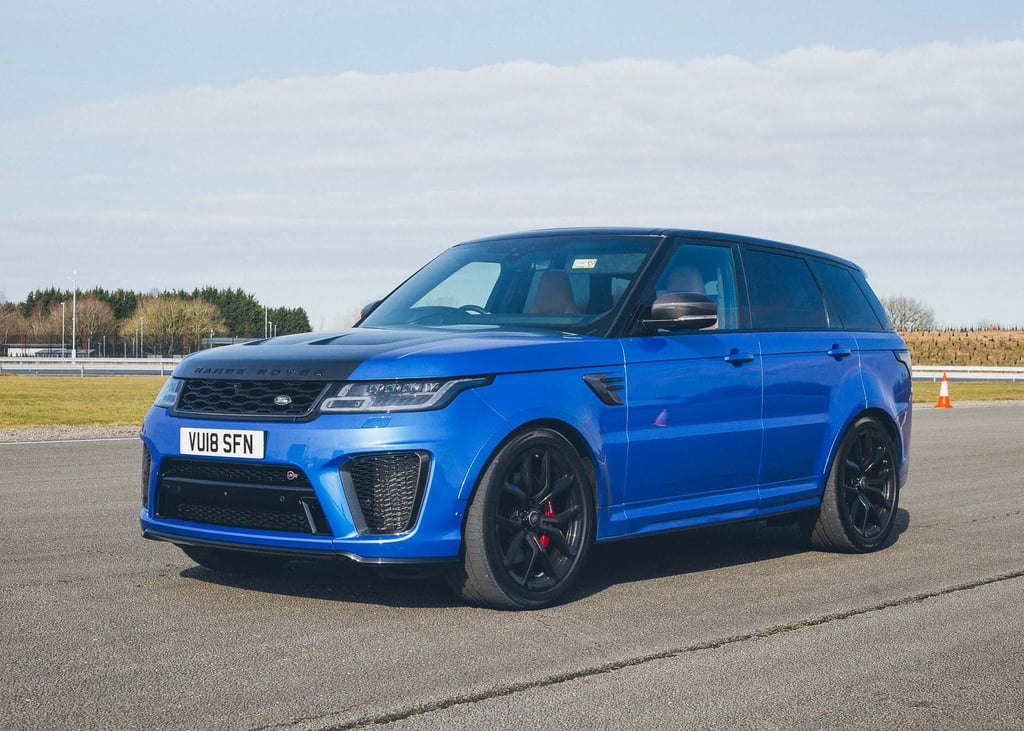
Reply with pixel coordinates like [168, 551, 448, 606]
[321, 377, 490, 413]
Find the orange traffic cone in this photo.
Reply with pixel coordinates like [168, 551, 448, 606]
[934, 372, 953, 409]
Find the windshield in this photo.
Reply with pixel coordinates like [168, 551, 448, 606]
[360, 233, 658, 335]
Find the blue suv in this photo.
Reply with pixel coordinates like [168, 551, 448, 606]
[141, 229, 912, 609]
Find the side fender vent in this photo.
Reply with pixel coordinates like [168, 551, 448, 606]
[583, 373, 625, 406]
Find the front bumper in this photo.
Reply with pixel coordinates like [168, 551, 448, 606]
[139, 390, 507, 562]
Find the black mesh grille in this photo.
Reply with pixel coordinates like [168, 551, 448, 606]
[343, 452, 428, 534]
[176, 502, 311, 533]
[141, 445, 152, 509]
[156, 458, 329, 536]
[175, 380, 328, 418]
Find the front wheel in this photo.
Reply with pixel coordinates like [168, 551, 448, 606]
[448, 428, 595, 609]
[806, 416, 899, 552]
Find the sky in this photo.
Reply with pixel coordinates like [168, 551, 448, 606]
[2, 1, 1023, 330]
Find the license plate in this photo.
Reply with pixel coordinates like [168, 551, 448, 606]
[180, 428, 266, 459]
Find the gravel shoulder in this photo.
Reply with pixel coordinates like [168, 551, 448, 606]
[0, 425, 140, 443]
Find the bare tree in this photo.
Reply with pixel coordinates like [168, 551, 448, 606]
[25, 303, 59, 345]
[881, 295, 936, 331]
[180, 299, 226, 353]
[129, 296, 225, 356]
[76, 296, 117, 356]
[0, 303, 25, 350]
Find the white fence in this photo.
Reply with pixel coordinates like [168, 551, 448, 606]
[912, 365, 1024, 382]
[0, 357, 181, 376]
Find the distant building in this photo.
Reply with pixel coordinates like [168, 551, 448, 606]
[4, 345, 90, 357]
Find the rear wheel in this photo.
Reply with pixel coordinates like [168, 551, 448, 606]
[448, 428, 595, 609]
[178, 544, 289, 574]
[807, 416, 899, 552]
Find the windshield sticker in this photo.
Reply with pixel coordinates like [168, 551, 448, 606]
[571, 258, 597, 270]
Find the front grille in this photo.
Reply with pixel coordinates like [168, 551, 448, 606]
[175, 379, 329, 418]
[156, 458, 330, 535]
[341, 452, 429, 534]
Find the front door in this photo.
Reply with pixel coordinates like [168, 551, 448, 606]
[620, 241, 763, 535]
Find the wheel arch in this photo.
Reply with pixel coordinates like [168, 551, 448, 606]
[460, 418, 601, 509]
[824, 406, 903, 490]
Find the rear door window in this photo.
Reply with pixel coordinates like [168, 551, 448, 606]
[744, 250, 828, 330]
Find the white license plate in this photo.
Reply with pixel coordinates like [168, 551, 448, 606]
[180, 428, 266, 459]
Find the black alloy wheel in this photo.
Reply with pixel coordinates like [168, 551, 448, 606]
[806, 416, 899, 552]
[449, 428, 595, 609]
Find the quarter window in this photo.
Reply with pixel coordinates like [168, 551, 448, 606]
[744, 250, 828, 330]
[811, 262, 883, 331]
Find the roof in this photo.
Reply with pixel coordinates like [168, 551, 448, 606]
[459, 227, 861, 271]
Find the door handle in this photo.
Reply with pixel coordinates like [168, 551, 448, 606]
[724, 350, 755, 365]
[827, 345, 853, 360]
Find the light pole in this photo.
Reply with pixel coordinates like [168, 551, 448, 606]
[67, 271, 77, 360]
[140, 316, 145, 358]
[61, 302, 66, 357]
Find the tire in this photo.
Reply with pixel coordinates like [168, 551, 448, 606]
[178, 544, 289, 574]
[806, 416, 899, 552]
[448, 428, 595, 609]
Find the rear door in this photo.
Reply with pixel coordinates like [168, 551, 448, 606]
[743, 248, 865, 511]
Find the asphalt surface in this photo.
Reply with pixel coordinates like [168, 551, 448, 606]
[1, 404, 1022, 730]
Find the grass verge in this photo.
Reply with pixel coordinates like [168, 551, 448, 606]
[0, 375, 166, 428]
[912, 381, 1024, 404]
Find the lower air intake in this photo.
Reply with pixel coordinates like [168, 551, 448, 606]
[341, 452, 429, 534]
[155, 458, 330, 536]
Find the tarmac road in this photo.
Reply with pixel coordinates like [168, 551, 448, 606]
[1, 404, 1022, 730]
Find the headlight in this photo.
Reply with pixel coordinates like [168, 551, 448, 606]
[153, 378, 184, 408]
[320, 376, 491, 413]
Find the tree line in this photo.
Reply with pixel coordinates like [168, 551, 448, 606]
[1, 286, 310, 357]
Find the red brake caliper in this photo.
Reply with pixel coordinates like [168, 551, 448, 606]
[538, 500, 555, 549]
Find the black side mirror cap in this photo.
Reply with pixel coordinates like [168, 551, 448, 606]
[642, 292, 718, 331]
[358, 299, 383, 323]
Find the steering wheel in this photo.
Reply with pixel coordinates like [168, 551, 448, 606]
[458, 305, 489, 315]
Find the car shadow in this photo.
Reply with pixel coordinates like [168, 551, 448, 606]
[180, 559, 461, 609]
[180, 508, 911, 609]
[571, 507, 911, 603]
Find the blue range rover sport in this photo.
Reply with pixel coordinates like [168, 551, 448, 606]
[140, 228, 912, 609]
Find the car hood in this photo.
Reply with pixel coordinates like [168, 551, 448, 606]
[173, 327, 624, 381]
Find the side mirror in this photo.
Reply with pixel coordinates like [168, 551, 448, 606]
[642, 292, 717, 331]
[359, 300, 382, 321]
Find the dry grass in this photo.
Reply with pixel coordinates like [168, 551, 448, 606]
[0, 375, 166, 428]
[912, 380, 1024, 404]
[902, 329, 1024, 366]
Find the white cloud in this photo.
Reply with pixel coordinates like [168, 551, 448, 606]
[2, 41, 1023, 327]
